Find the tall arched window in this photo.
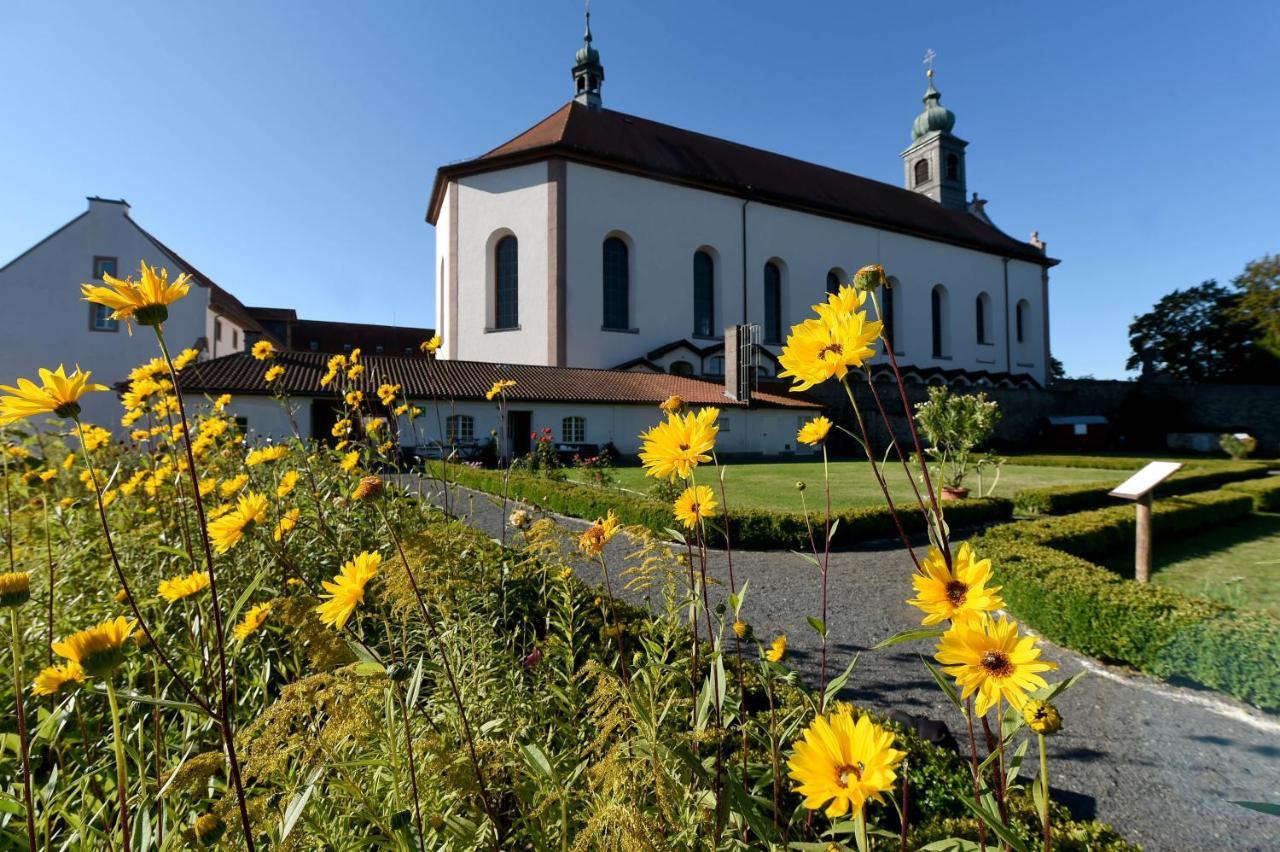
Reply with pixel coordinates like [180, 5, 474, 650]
[931, 285, 949, 358]
[494, 235, 519, 329]
[763, 261, 782, 343]
[1016, 299, 1030, 343]
[975, 292, 991, 344]
[914, 159, 930, 187]
[883, 277, 898, 351]
[602, 236, 629, 330]
[670, 360, 694, 376]
[561, 416, 586, 443]
[945, 153, 959, 181]
[693, 250, 715, 337]
[826, 270, 840, 295]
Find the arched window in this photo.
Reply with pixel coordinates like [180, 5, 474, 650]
[763, 261, 783, 343]
[914, 159, 930, 187]
[1016, 299, 1030, 343]
[494, 235, 519, 329]
[707, 355, 725, 375]
[670, 360, 694, 376]
[561, 416, 585, 443]
[826, 270, 840, 295]
[931, 285, 950, 358]
[693, 250, 715, 337]
[602, 236, 629, 330]
[883, 277, 898, 351]
[445, 414, 475, 444]
[945, 153, 959, 181]
[975, 292, 991, 344]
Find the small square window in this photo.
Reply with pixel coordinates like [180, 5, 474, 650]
[93, 256, 117, 279]
[89, 303, 118, 332]
[309, 340, 319, 351]
[720, 417, 731, 432]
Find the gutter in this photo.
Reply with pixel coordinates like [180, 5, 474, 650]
[1002, 257, 1012, 374]
[741, 194, 751, 324]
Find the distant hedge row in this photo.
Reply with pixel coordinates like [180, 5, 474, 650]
[1011, 461, 1270, 515]
[1222, 475, 1280, 512]
[428, 463, 1012, 550]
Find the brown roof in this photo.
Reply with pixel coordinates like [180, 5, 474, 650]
[428, 102, 1056, 266]
[178, 351, 820, 409]
[284, 318, 436, 356]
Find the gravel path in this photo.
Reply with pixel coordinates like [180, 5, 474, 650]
[416, 479, 1280, 851]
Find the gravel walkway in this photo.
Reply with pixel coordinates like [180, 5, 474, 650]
[416, 478, 1280, 851]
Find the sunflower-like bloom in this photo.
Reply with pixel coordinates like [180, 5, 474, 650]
[331, 418, 352, 438]
[351, 475, 383, 501]
[51, 616, 135, 677]
[232, 602, 272, 642]
[31, 661, 86, 696]
[273, 507, 300, 542]
[1023, 699, 1062, 735]
[0, 571, 32, 608]
[420, 334, 442, 355]
[787, 709, 905, 819]
[766, 634, 788, 663]
[935, 616, 1057, 716]
[246, 445, 288, 466]
[213, 393, 232, 411]
[578, 510, 622, 557]
[264, 365, 285, 384]
[345, 391, 363, 408]
[907, 543, 1004, 627]
[0, 365, 108, 424]
[797, 416, 833, 446]
[157, 570, 211, 603]
[219, 474, 249, 499]
[347, 363, 365, 380]
[639, 407, 719, 482]
[673, 484, 718, 530]
[78, 424, 113, 451]
[172, 347, 200, 371]
[315, 551, 381, 629]
[659, 395, 684, 414]
[732, 619, 751, 640]
[364, 417, 386, 434]
[207, 492, 269, 554]
[276, 470, 300, 498]
[340, 451, 359, 473]
[251, 340, 276, 360]
[777, 291, 882, 392]
[376, 383, 401, 406]
[486, 379, 517, 401]
[81, 261, 190, 328]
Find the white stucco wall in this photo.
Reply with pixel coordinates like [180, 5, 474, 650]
[182, 393, 304, 444]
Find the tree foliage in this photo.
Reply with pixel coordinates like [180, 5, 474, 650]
[1230, 254, 1280, 360]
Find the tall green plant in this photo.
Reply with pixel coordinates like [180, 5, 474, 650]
[914, 386, 1001, 490]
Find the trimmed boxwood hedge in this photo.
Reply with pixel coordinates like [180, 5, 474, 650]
[1222, 475, 1280, 512]
[1012, 461, 1269, 515]
[427, 462, 1012, 549]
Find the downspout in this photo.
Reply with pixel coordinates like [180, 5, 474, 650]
[1001, 258, 1011, 375]
[741, 193, 751, 325]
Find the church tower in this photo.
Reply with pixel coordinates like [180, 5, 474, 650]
[900, 65, 967, 209]
[571, 9, 605, 110]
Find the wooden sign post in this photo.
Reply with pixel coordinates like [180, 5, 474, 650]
[1109, 461, 1183, 583]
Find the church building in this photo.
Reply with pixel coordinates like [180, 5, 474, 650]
[427, 14, 1057, 387]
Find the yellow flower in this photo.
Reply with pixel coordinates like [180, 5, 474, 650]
[277, 470, 300, 498]
[320, 369, 338, 387]
[32, 661, 85, 696]
[485, 379, 517, 401]
[377, 383, 401, 406]
[777, 293, 882, 392]
[347, 363, 365, 380]
[193, 812, 225, 845]
[62, 452, 77, 470]
[0, 571, 32, 608]
[315, 551, 381, 629]
[157, 570, 211, 603]
[420, 334, 441, 355]
[263, 365, 284, 385]
[673, 484, 718, 530]
[732, 619, 750, 640]
[340, 451, 359, 473]
[207, 492, 269, 554]
[907, 543, 1005, 627]
[659, 395, 684, 414]
[345, 390, 363, 408]
[198, 477, 216, 497]
[766, 634, 788, 663]
[351, 475, 383, 501]
[639, 407, 719, 481]
[797, 416, 833, 446]
[0, 365, 109, 424]
[251, 340, 275, 360]
[578, 510, 622, 556]
[327, 354, 348, 372]
[219, 474, 249, 499]
[364, 417, 386, 434]
[51, 616, 135, 676]
[935, 616, 1057, 716]
[787, 708, 905, 819]
[81, 261, 190, 328]
[408, 406, 423, 419]
[246, 445, 288, 466]
[233, 603, 272, 642]
[39, 469, 57, 483]
[213, 393, 232, 411]
[273, 507, 300, 542]
[78, 424, 113, 451]
[331, 418, 352, 438]
[1023, 699, 1062, 735]
[172, 347, 199, 371]
[200, 417, 230, 439]
[334, 440, 350, 452]
[349, 348, 361, 362]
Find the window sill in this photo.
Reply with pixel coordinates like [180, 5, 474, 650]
[977, 342, 995, 348]
[1015, 362, 1036, 368]
[484, 325, 522, 333]
[691, 334, 723, 342]
[932, 355, 953, 361]
[601, 325, 639, 334]
[977, 357, 997, 365]
[89, 327, 120, 333]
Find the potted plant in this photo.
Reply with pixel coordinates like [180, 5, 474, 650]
[913, 386, 1001, 500]
[1219, 432, 1257, 460]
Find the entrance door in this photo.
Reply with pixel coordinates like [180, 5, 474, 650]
[310, 401, 343, 445]
[507, 410, 532, 459]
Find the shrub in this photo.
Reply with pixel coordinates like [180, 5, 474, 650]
[1220, 432, 1258, 460]
[1222, 475, 1280, 512]
[914, 386, 1000, 490]
[1013, 461, 1269, 515]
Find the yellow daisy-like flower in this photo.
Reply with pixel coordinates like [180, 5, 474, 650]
[732, 619, 750, 639]
[1023, 699, 1062, 735]
[246, 445, 288, 466]
[319, 369, 338, 387]
[213, 393, 232, 411]
[63, 452, 77, 470]
[345, 390, 363, 408]
[347, 363, 365, 380]
[81, 261, 190, 328]
[51, 616, 136, 677]
[340, 451, 359, 473]
[673, 484, 718, 530]
[935, 615, 1057, 717]
[0, 571, 32, 608]
[31, 661, 86, 696]
[331, 418, 352, 438]
[639, 407, 719, 482]
[777, 292, 882, 392]
[485, 379, 516, 401]
[659, 395, 684, 414]
[198, 477, 216, 498]
[0, 365, 109, 424]
[787, 709, 906, 819]
[78, 424, 113, 451]
[578, 510, 622, 557]
[232, 602, 272, 642]
[797, 416, 833, 446]
[157, 570, 211, 603]
[273, 507, 300, 542]
[364, 417, 386, 434]
[172, 347, 200, 371]
[315, 551, 381, 629]
[39, 469, 57, 483]
[327, 354, 348, 372]
[907, 543, 1005, 627]
[219, 474, 249, 499]
[264, 364, 285, 384]
[766, 634, 788, 663]
[251, 340, 275, 360]
[376, 383, 400, 406]
[277, 470, 300, 498]
[420, 334, 441, 355]
[207, 492, 269, 554]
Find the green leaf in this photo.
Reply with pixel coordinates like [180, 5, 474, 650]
[921, 656, 965, 718]
[806, 616, 828, 638]
[227, 563, 271, 627]
[85, 686, 207, 716]
[873, 626, 944, 650]
[958, 796, 1028, 852]
[351, 661, 385, 677]
[518, 742, 556, 781]
[281, 766, 322, 840]
[824, 654, 859, 706]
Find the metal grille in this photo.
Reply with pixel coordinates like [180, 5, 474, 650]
[736, 323, 761, 401]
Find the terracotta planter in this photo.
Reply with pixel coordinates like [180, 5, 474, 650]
[941, 486, 971, 501]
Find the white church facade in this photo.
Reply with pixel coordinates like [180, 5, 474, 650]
[428, 16, 1056, 387]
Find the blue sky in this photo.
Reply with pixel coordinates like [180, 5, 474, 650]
[2, 1, 1276, 379]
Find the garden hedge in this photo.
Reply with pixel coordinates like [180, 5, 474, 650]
[427, 462, 1013, 549]
[1222, 475, 1280, 512]
[1011, 461, 1269, 515]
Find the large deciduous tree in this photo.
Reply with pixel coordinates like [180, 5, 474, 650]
[1230, 254, 1280, 360]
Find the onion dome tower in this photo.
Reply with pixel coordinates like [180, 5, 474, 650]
[901, 61, 968, 209]
[572, 8, 605, 110]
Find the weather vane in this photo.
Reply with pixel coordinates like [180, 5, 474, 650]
[923, 48, 936, 78]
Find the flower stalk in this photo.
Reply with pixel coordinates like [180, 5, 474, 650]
[9, 612, 38, 850]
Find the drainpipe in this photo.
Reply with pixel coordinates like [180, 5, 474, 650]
[741, 193, 751, 325]
[1001, 258, 1011, 375]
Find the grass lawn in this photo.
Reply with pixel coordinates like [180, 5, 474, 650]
[1102, 513, 1280, 614]
[568, 459, 1122, 512]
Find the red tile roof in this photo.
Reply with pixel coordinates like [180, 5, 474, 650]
[178, 351, 820, 409]
[428, 101, 1055, 266]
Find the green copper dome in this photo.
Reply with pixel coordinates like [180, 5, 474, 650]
[911, 78, 955, 140]
[575, 13, 600, 66]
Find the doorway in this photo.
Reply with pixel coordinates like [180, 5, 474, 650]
[507, 410, 532, 459]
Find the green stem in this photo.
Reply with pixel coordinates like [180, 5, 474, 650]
[105, 679, 130, 850]
[1039, 732, 1051, 852]
[11, 614, 38, 850]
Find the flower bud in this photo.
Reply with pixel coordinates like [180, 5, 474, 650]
[1023, 699, 1062, 735]
[853, 264, 888, 292]
[351, 475, 384, 501]
[0, 571, 31, 608]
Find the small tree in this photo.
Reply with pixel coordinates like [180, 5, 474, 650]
[913, 386, 1001, 492]
[1220, 432, 1257, 460]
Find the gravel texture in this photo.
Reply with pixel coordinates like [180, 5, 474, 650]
[416, 478, 1280, 851]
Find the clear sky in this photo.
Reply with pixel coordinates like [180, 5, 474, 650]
[2, 1, 1276, 379]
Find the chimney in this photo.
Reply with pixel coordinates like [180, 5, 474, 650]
[1029, 230, 1047, 254]
[87, 196, 130, 216]
[723, 324, 760, 402]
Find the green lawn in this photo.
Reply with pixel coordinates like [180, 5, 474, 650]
[1102, 513, 1280, 614]
[569, 459, 1122, 512]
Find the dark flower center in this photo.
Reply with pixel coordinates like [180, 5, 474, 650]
[819, 343, 844, 358]
[945, 580, 969, 606]
[837, 762, 865, 786]
[678, 443, 689, 451]
[980, 650, 1013, 678]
